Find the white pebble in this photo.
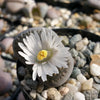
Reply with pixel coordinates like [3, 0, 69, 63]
[74, 92, 85, 100]
[77, 74, 87, 84]
[41, 90, 47, 99]
[30, 90, 36, 99]
[90, 64, 100, 76]
[82, 78, 93, 91]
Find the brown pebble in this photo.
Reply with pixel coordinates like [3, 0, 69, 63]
[0, 70, 12, 95]
[17, 92, 25, 100]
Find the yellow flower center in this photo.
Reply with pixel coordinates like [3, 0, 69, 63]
[37, 50, 48, 61]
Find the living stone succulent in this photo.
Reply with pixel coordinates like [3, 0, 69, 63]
[13, 27, 74, 88]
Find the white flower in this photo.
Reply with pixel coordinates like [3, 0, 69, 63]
[18, 28, 70, 81]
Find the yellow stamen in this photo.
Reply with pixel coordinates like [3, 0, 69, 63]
[37, 50, 48, 61]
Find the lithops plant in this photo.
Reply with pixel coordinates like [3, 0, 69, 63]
[6, 0, 36, 16]
[13, 27, 74, 88]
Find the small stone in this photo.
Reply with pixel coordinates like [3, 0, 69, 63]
[82, 78, 93, 91]
[93, 83, 100, 91]
[83, 88, 98, 100]
[36, 94, 46, 100]
[63, 92, 73, 100]
[78, 52, 86, 60]
[82, 38, 89, 45]
[41, 90, 47, 99]
[68, 78, 77, 86]
[0, 70, 12, 95]
[47, 7, 61, 19]
[17, 92, 25, 100]
[71, 67, 81, 78]
[74, 92, 85, 100]
[94, 42, 100, 54]
[59, 87, 69, 96]
[76, 57, 86, 68]
[0, 0, 4, 6]
[66, 19, 72, 27]
[47, 88, 62, 100]
[0, 20, 4, 31]
[65, 83, 78, 94]
[51, 19, 59, 26]
[93, 13, 100, 21]
[94, 77, 100, 84]
[60, 36, 69, 46]
[87, 0, 100, 9]
[76, 82, 81, 91]
[88, 41, 95, 51]
[0, 56, 5, 70]
[0, 38, 13, 52]
[77, 74, 87, 84]
[30, 90, 36, 99]
[76, 41, 86, 51]
[70, 48, 78, 58]
[69, 34, 82, 48]
[11, 69, 17, 77]
[82, 48, 93, 57]
[90, 64, 100, 76]
[37, 3, 49, 18]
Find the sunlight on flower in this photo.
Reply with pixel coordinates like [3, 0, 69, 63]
[18, 28, 70, 81]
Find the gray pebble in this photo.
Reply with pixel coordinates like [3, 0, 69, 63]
[94, 77, 100, 84]
[37, 3, 49, 18]
[69, 34, 82, 48]
[83, 88, 99, 100]
[93, 83, 100, 91]
[78, 52, 86, 60]
[61, 36, 69, 46]
[88, 41, 95, 51]
[70, 48, 78, 58]
[82, 48, 93, 57]
[63, 92, 73, 100]
[94, 42, 100, 54]
[36, 94, 46, 100]
[76, 57, 86, 68]
[71, 67, 81, 78]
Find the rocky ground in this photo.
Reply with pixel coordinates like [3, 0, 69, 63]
[0, 0, 100, 100]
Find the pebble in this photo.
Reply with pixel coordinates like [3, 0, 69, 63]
[71, 67, 81, 78]
[47, 88, 62, 100]
[87, 0, 100, 9]
[93, 13, 100, 21]
[59, 86, 69, 96]
[30, 90, 36, 99]
[70, 48, 78, 58]
[63, 92, 73, 100]
[65, 83, 78, 94]
[78, 52, 86, 60]
[94, 77, 100, 84]
[6, 0, 24, 13]
[82, 78, 93, 91]
[11, 69, 17, 78]
[0, 20, 4, 31]
[47, 7, 61, 19]
[69, 34, 82, 48]
[88, 41, 95, 51]
[76, 57, 86, 67]
[94, 42, 100, 54]
[77, 74, 87, 84]
[73, 92, 85, 100]
[17, 92, 25, 100]
[0, 38, 13, 52]
[68, 78, 77, 86]
[82, 48, 93, 57]
[51, 19, 59, 26]
[41, 90, 48, 99]
[76, 38, 89, 51]
[36, 94, 46, 100]
[90, 64, 100, 76]
[76, 81, 81, 91]
[0, 56, 5, 70]
[93, 83, 100, 91]
[0, 70, 12, 95]
[83, 88, 98, 100]
[37, 3, 49, 18]
[61, 36, 69, 46]
[0, 0, 4, 6]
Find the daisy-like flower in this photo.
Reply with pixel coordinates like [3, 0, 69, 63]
[18, 28, 70, 82]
